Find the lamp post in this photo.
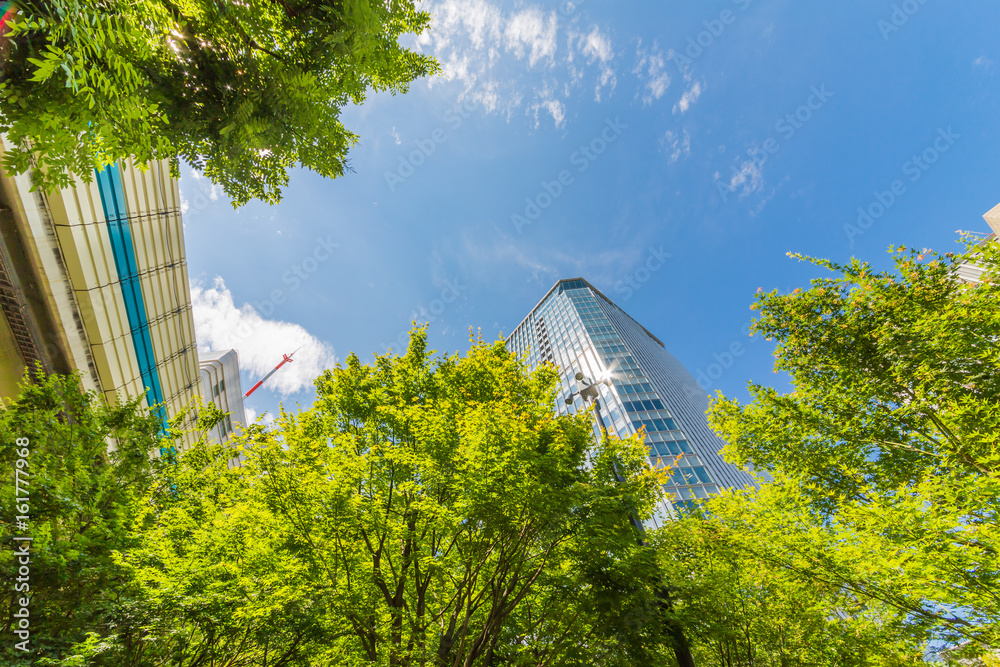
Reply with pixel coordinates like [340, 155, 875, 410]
[565, 372, 646, 539]
[566, 371, 696, 667]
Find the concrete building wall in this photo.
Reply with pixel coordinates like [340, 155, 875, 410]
[198, 349, 248, 467]
[0, 139, 200, 449]
[984, 202, 1000, 237]
[954, 202, 999, 283]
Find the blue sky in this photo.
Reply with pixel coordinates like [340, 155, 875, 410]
[180, 0, 1000, 424]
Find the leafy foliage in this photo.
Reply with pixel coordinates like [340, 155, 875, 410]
[656, 511, 927, 667]
[0, 0, 438, 205]
[227, 329, 669, 665]
[0, 369, 165, 666]
[708, 236, 1000, 655]
[48, 328, 672, 666]
[91, 437, 331, 667]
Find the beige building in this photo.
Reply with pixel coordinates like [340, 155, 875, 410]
[955, 202, 1000, 283]
[0, 139, 201, 449]
[199, 349, 248, 466]
[984, 202, 1000, 237]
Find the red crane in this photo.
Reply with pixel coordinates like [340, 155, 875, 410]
[244, 349, 298, 398]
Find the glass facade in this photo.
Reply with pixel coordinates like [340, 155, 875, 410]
[507, 278, 755, 523]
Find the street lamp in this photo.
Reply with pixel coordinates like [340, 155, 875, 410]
[565, 372, 644, 537]
[565, 372, 611, 422]
[566, 370, 697, 667]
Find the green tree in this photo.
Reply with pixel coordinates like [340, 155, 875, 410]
[79, 435, 332, 667]
[237, 329, 668, 665]
[655, 510, 927, 667]
[0, 370, 166, 666]
[72, 328, 672, 666]
[708, 236, 1000, 655]
[0, 0, 438, 205]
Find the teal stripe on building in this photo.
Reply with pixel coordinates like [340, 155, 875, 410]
[94, 163, 169, 434]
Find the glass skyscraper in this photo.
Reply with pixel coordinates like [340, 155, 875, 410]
[507, 278, 754, 521]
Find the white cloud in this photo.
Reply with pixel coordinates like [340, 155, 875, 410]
[190, 277, 337, 396]
[632, 41, 670, 105]
[673, 80, 703, 115]
[474, 80, 502, 113]
[244, 406, 276, 427]
[662, 129, 691, 163]
[721, 156, 765, 199]
[974, 56, 994, 70]
[575, 26, 616, 100]
[580, 26, 613, 63]
[528, 86, 567, 128]
[437, 52, 475, 86]
[543, 98, 566, 127]
[504, 8, 557, 66]
[391, 126, 401, 144]
[411, 2, 689, 126]
[417, 0, 503, 52]
[414, 0, 624, 127]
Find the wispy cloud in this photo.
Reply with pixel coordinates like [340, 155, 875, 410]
[973, 56, 994, 70]
[413, 2, 689, 127]
[416, 0, 564, 123]
[662, 129, 691, 163]
[574, 25, 616, 100]
[460, 231, 560, 285]
[413, 0, 633, 127]
[718, 156, 765, 200]
[633, 41, 671, 105]
[528, 85, 567, 128]
[749, 175, 790, 218]
[190, 277, 337, 396]
[180, 169, 223, 216]
[244, 406, 276, 427]
[503, 7, 558, 65]
[673, 80, 703, 115]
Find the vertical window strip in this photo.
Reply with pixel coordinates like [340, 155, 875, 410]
[95, 164, 168, 439]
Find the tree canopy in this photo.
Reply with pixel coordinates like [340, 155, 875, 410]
[0, 0, 438, 205]
[8, 329, 684, 666]
[707, 236, 1000, 658]
[12, 232, 996, 667]
[0, 370, 166, 666]
[654, 512, 927, 667]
